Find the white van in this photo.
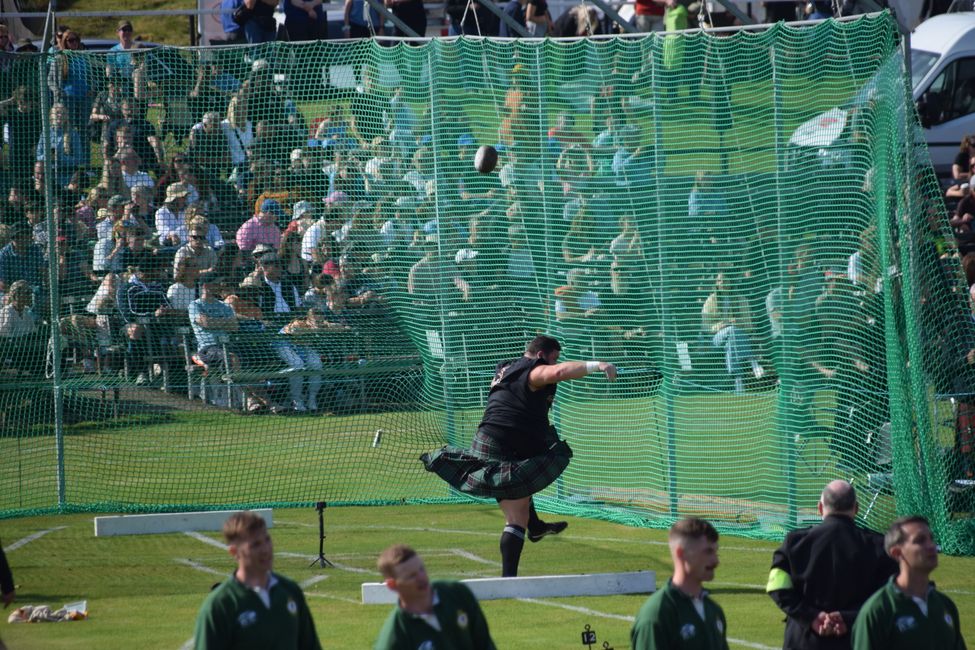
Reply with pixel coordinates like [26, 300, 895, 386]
[788, 12, 975, 177]
[911, 12, 975, 174]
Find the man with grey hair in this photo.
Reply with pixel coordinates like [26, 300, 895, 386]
[766, 480, 896, 649]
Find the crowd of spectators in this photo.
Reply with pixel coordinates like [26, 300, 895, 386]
[214, 0, 864, 43]
[0, 25, 440, 413]
[0, 20, 667, 415]
[0, 12, 966, 423]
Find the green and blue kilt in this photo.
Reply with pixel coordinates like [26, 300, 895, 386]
[420, 429, 572, 500]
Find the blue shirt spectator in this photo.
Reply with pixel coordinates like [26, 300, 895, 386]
[0, 231, 46, 293]
[220, 0, 244, 39]
[106, 21, 138, 83]
[36, 127, 84, 187]
[188, 295, 236, 351]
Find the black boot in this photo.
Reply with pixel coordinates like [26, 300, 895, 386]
[528, 500, 568, 543]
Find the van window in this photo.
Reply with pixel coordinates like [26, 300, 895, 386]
[925, 57, 975, 125]
[911, 49, 939, 92]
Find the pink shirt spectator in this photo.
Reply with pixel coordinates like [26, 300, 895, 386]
[236, 199, 285, 253]
[236, 216, 282, 253]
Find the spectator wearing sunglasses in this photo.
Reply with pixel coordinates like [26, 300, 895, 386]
[173, 224, 219, 278]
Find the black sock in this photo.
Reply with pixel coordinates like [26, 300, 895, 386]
[500, 524, 526, 577]
[528, 500, 545, 534]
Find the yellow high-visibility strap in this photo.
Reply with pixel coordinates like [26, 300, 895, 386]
[766, 567, 793, 592]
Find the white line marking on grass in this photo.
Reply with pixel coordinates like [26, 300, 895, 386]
[179, 637, 194, 650]
[518, 599, 776, 649]
[305, 591, 360, 604]
[569, 534, 773, 554]
[300, 574, 330, 588]
[175, 558, 226, 577]
[4, 526, 67, 552]
[328, 561, 373, 574]
[275, 520, 317, 528]
[517, 597, 635, 622]
[180, 535, 374, 576]
[726, 639, 778, 649]
[334, 524, 772, 553]
[712, 581, 766, 591]
[339, 524, 492, 537]
[277, 551, 317, 561]
[943, 588, 975, 596]
[184, 531, 226, 549]
[276, 552, 373, 574]
[449, 548, 501, 567]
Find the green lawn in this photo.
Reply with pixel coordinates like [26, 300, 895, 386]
[1, 503, 974, 649]
[47, 0, 197, 46]
[0, 383, 892, 538]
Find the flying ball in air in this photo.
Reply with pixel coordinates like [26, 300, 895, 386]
[474, 145, 498, 174]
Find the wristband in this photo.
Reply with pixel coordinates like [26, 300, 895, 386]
[585, 361, 600, 374]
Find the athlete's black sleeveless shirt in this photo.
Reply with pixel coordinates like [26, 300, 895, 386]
[478, 356, 557, 456]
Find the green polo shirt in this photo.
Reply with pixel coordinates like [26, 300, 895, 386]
[374, 580, 496, 650]
[194, 572, 322, 650]
[631, 579, 729, 650]
[851, 577, 966, 650]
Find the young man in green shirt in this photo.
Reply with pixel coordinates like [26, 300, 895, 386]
[851, 516, 966, 649]
[193, 511, 322, 650]
[631, 517, 729, 650]
[374, 544, 497, 650]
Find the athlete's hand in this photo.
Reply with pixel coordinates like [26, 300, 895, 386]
[600, 362, 617, 382]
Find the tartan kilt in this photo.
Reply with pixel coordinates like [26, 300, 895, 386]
[420, 429, 572, 500]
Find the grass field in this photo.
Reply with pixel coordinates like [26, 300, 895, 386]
[1, 503, 974, 649]
[0, 384, 866, 528]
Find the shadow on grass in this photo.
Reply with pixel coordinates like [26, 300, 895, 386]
[0, 387, 182, 438]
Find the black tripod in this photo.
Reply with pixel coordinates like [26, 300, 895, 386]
[309, 501, 334, 568]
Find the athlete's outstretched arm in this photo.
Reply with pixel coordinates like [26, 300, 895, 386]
[529, 361, 617, 388]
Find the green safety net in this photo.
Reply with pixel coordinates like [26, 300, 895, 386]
[1, 12, 973, 553]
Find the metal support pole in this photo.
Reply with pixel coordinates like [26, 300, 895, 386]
[39, 5, 67, 511]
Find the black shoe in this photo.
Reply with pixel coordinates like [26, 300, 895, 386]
[528, 521, 568, 543]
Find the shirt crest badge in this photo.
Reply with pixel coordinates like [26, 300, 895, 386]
[287, 598, 298, 615]
[944, 613, 955, 629]
[680, 623, 696, 639]
[457, 610, 469, 628]
[895, 615, 916, 632]
[237, 610, 257, 628]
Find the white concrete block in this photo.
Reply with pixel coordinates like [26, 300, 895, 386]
[94, 509, 273, 537]
[362, 570, 655, 604]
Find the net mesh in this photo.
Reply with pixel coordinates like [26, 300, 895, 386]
[2, 13, 974, 553]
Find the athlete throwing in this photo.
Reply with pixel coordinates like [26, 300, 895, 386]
[421, 335, 617, 577]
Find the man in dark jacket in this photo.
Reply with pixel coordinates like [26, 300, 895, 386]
[253, 252, 303, 329]
[766, 480, 897, 649]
